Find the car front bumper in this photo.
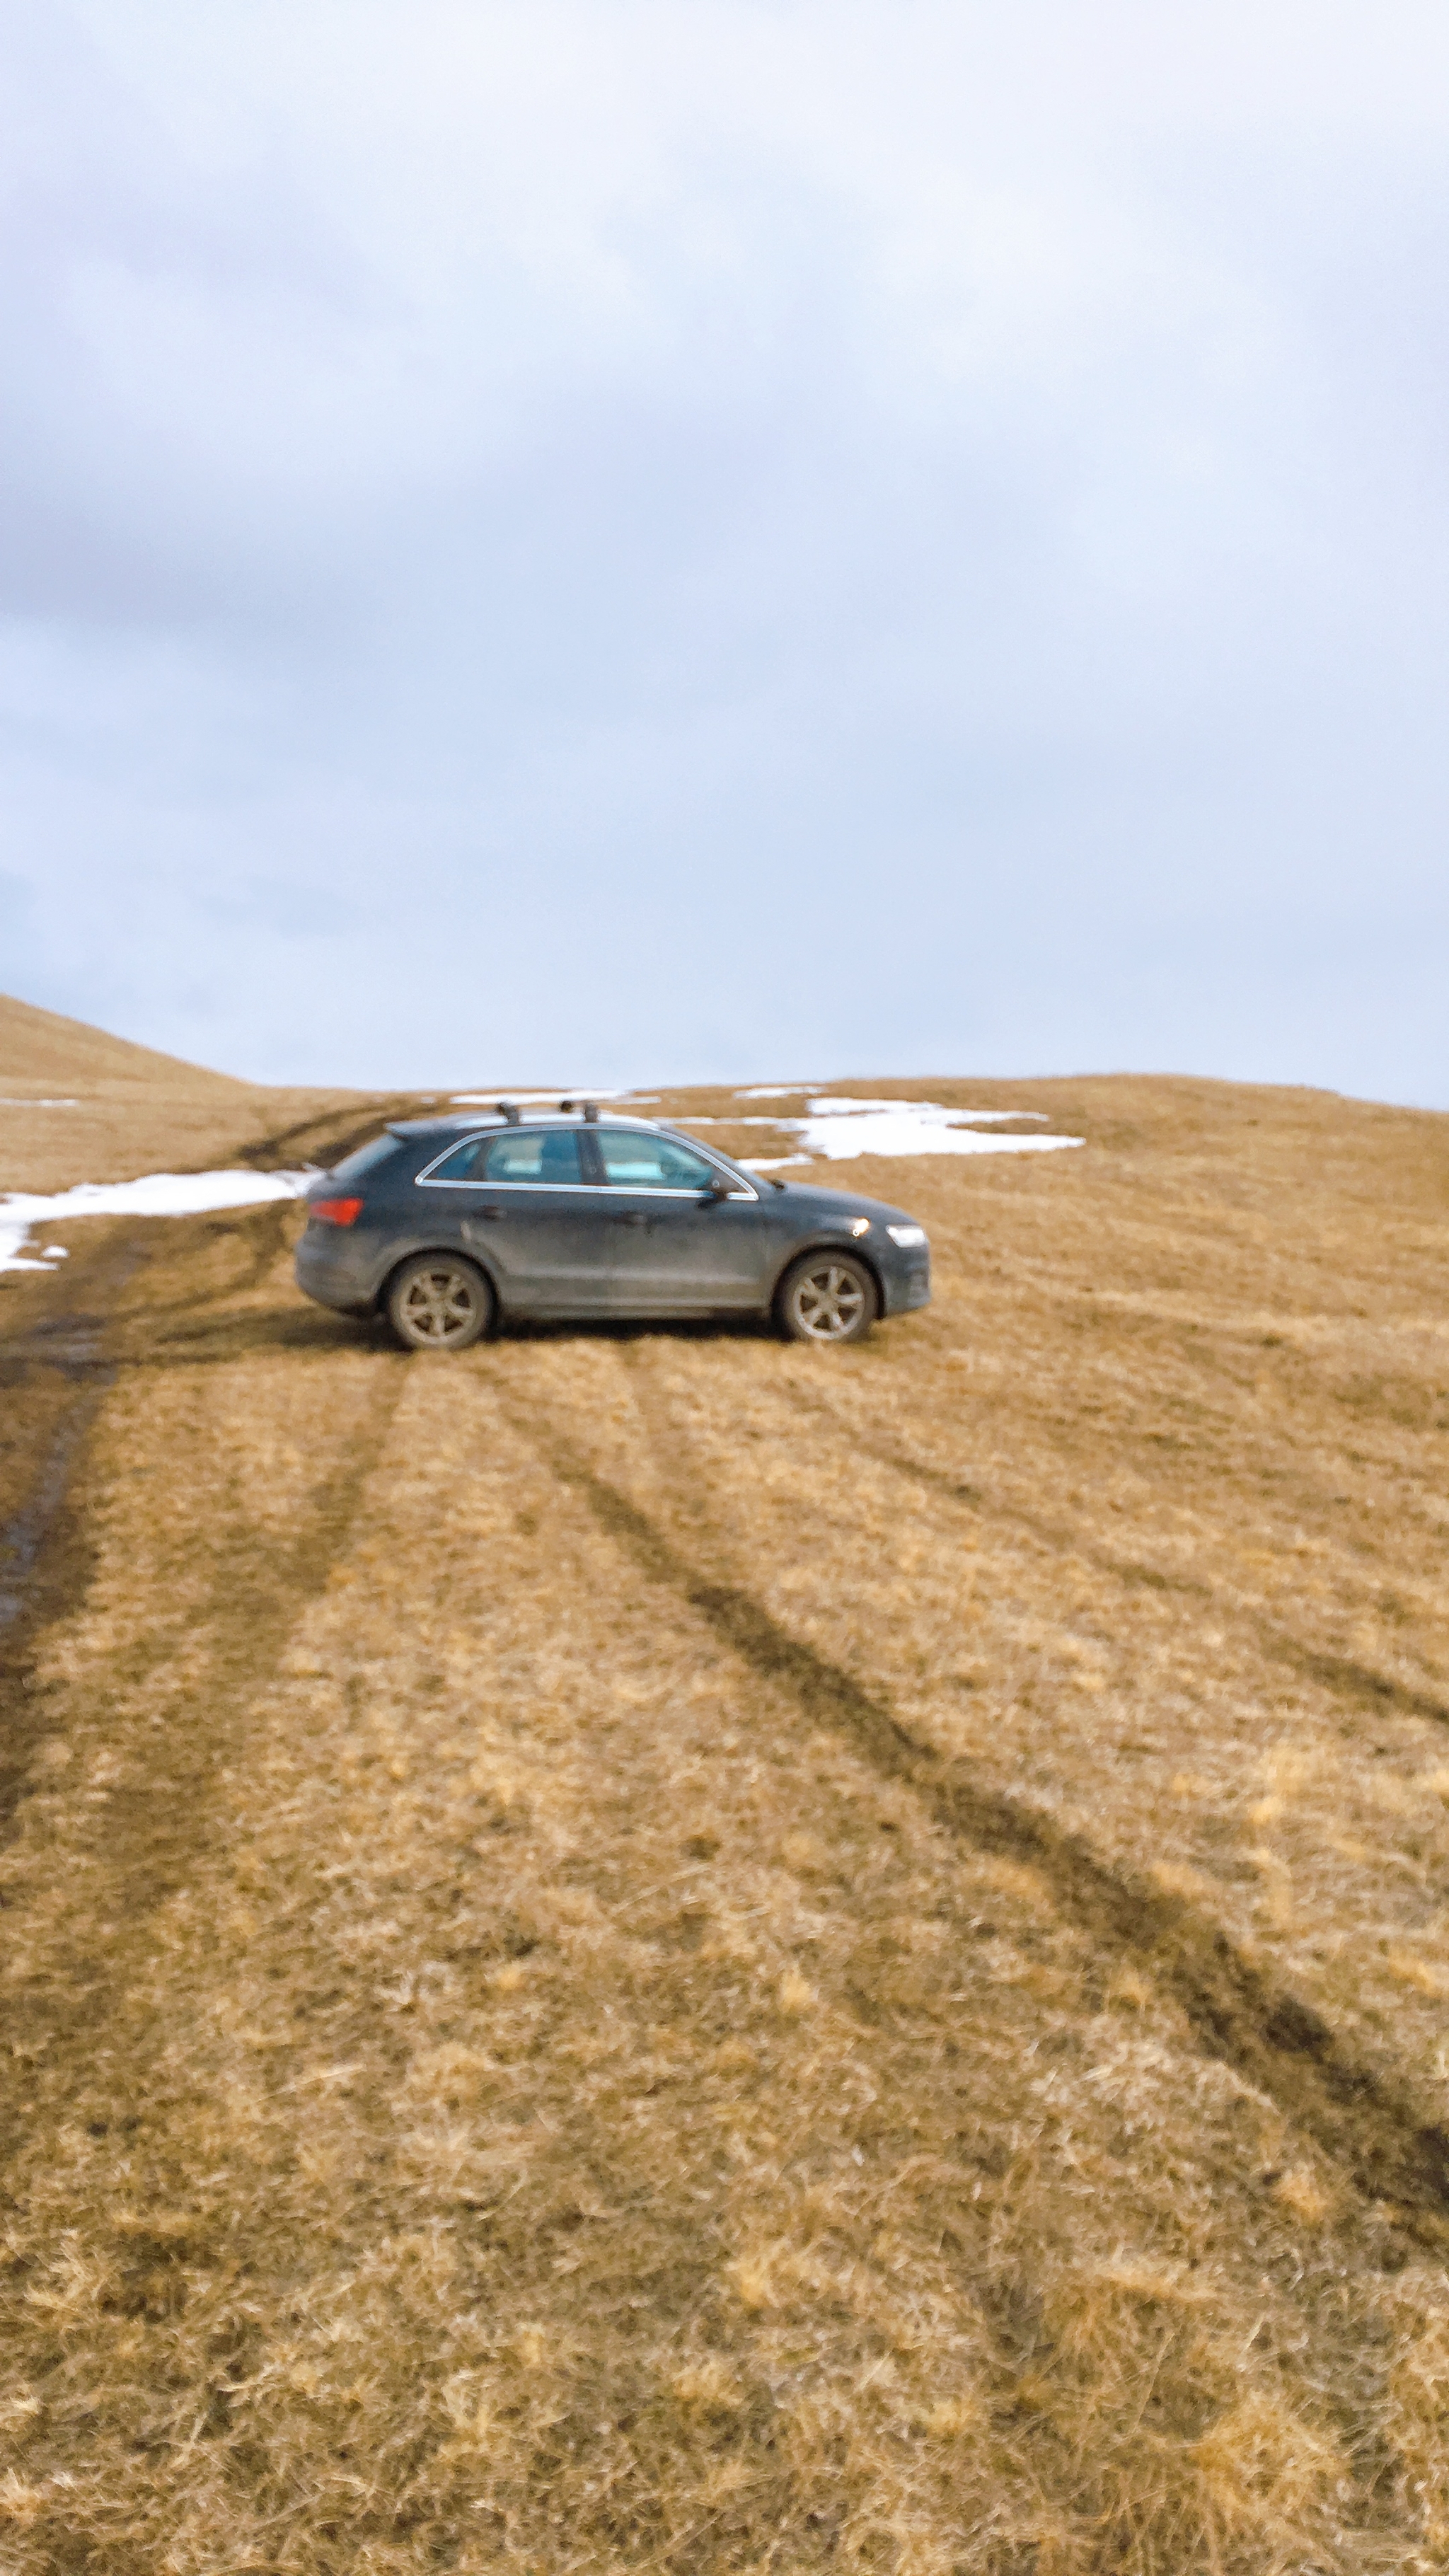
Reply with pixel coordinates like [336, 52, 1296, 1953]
[877, 1245, 931, 1316]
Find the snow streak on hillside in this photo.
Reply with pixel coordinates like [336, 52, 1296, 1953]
[724, 1095, 1083, 1167]
[0, 1170, 308, 1273]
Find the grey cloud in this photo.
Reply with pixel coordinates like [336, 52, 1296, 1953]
[2, 0, 1448, 1099]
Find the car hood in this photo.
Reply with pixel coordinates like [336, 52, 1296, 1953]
[769, 1179, 925, 1232]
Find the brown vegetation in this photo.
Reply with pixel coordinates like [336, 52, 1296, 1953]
[0, 992, 366, 1196]
[4, 1029, 1449, 2571]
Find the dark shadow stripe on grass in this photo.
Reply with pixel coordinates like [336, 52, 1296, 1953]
[778, 1374, 1449, 1728]
[529, 1426, 1449, 2228]
[236, 1092, 429, 1175]
[1282, 1648, 1449, 1731]
[0, 1230, 157, 1832]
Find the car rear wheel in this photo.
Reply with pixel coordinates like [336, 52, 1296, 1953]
[777, 1250, 877, 1345]
[387, 1253, 492, 1352]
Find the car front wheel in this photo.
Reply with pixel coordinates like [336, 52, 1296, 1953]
[777, 1250, 877, 1346]
[387, 1253, 492, 1351]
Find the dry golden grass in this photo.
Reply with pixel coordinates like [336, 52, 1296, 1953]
[4, 1043, 1449, 2570]
[0, 990, 374, 1198]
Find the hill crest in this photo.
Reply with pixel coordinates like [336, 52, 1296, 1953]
[0, 991, 248, 1094]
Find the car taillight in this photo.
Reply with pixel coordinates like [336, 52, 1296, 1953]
[311, 1196, 364, 1226]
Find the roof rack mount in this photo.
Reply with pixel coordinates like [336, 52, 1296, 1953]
[489, 1097, 601, 1125]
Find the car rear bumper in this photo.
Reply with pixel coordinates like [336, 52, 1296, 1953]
[295, 1230, 381, 1317]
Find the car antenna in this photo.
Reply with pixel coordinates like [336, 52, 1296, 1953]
[495, 1099, 521, 1126]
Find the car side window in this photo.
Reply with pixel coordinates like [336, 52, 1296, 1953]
[425, 1138, 487, 1182]
[596, 1130, 719, 1191]
[423, 1131, 584, 1184]
[480, 1130, 584, 1186]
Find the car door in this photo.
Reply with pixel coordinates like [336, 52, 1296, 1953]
[591, 1127, 772, 1312]
[414, 1127, 613, 1313]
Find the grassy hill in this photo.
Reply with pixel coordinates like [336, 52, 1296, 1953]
[2, 1027, 1449, 2572]
[0, 991, 255, 1094]
[0, 989, 369, 1195]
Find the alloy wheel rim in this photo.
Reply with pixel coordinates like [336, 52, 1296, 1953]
[793, 1262, 865, 1339]
[402, 1269, 478, 1341]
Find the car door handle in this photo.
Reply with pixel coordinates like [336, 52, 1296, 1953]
[472, 1204, 507, 1220]
[611, 1212, 648, 1228]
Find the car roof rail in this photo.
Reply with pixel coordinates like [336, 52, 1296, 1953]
[559, 1097, 600, 1122]
[495, 1099, 522, 1125]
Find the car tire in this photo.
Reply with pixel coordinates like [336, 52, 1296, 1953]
[386, 1253, 492, 1352]
[776, 1249, 877, 1346]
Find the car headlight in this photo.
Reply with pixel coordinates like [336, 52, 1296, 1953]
[886, 1223, 927, 1247]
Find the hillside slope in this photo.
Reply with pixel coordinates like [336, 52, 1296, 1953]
[0, 990, 259, 1094]
[2, 1057, 1449, 2572]
[0, 988, 366, 1196]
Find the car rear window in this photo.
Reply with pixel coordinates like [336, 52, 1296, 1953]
[330, 1134, 403, 1186]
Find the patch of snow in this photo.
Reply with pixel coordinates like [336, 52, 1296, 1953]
[740, 1156, 813, 1172]
[0, 1168, 309, 1277]
[802, 1097, 1049, 1124]
[0, 1229, 52, 1271]
[697, 1093, 1078, 1165]
[449, 1087, 628, 1105]
[0, 1097, 80, 1107]
[795, 1109, 1080, 1160]
[735, 1085, 824, 1098]
[765, 1098, 1080, 1162]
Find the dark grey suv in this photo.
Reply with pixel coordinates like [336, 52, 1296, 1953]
[295, 1104, 930, 1349]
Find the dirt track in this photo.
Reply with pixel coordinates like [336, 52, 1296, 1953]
[4, 1075, 1449, 2572]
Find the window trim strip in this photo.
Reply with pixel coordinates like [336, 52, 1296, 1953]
[412, 1126, 761, 1202]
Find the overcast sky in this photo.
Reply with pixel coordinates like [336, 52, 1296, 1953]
[3, 2, 1448, 1097]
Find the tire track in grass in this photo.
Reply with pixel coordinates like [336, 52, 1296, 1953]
[0, 1206, 296, 1374]
[4, 1356, 1413, 2572]
[0, 1225, 157, 1831]
[0, 1201, 395, 1849]
[497, 1377, 1449, 2232]
[1284, 1646, 1449, 1730]
[1, 1266, 409, 2129]
[83, 1360, 408, 1911]
[478, 1350, 1427, 2560]
[236, 1090, 432, 1175]
[102, 1196, 301, 1332]
[777, 1372, 1449, 1730]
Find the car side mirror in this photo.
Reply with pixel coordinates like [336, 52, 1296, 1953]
[704, 1172, 732, 1199]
